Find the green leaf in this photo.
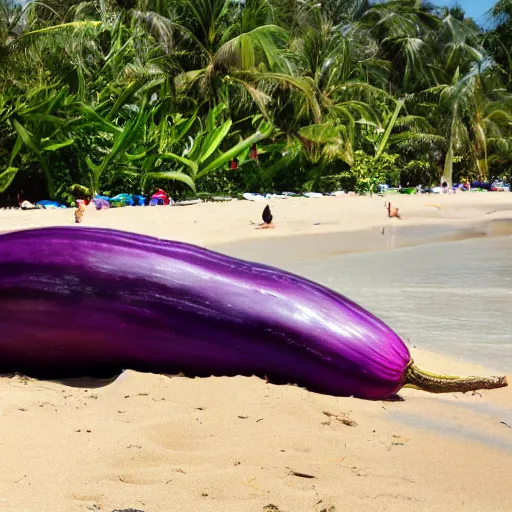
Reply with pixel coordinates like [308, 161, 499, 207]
[107, 80, 144, 121]
[79, 105, 123, 134]
[85, 156, 99, 173]
[158, 153, 199, 175]
[299, 123, 339, 144]
[46, 87, 70, 115]
[187, 133, 205, 162]
[9, 136, 23, 166]
[154, 171, 196, 192]
[206, 103, 227, 132]
[43, 139, 75, 152]
[13, 120, 41, 155]
[175, 114, 197, 140]
[22, 114, 67, 126]
[23, 21, 101, 37]
[376, 99, 404, 159]
[96, 102, 149, 176]
[197, 124, 273, 178]
[0, 167, 19, 193]
[124, 151, 147, 161]
[200, 119, 232, 163]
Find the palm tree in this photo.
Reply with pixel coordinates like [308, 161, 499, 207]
[125, 0, 289, 115]
[1, 0, 512, 199]
[423, 59, 512, 184]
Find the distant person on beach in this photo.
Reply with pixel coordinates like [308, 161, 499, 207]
[74, 200, 87, 223]
[384, 201, 401, 219]
[17, 190, 37, 209]
[256, 205, 275, 229]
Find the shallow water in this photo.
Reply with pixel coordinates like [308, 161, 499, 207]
[219, 228, 512, 373]
[285, 236, 512, 373]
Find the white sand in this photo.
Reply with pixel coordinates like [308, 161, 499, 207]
[0, 193, 511, 511]
[1, 192, 511, 246]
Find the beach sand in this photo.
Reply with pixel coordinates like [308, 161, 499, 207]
[1, 193, 511, 511]
[2, 192, 512, 246]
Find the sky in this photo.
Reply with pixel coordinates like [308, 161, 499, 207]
[447, 0, 496, 25]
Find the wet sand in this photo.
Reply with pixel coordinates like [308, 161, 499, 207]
[0, 193, 511, 511]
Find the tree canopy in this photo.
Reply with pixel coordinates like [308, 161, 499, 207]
[1, 0, 511, 202]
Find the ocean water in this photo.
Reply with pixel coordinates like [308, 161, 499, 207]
[284, 235, 512, 373]
[219, 228, 512, 373]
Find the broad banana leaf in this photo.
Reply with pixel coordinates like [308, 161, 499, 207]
[198, 124, 273, 178]
[94, 102, 149, 176]
[13, 120, 41, 155]
[158, 153, 199, 175]
[155, 171, 197, 192]
[200, 119, 233, 163]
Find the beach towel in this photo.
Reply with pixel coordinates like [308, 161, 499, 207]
[21, 200, 40, 210]
[242, 193, 266, 201]
[151, 189, 170, 205]
[36, 200, 62, 209]
[93, 198, 110, 210]
[133, 195, 146, 206]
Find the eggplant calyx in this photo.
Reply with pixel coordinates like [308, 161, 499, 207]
[404, 361, 508, 394]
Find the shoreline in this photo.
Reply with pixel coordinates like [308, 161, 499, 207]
[214, 216, 512, 265]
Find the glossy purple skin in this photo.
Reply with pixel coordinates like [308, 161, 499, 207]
[0, 227, 410, 399]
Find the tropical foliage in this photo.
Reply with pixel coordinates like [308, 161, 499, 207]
[1, 0, 511, 203]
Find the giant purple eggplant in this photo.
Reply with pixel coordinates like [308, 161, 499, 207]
[0, 227, 506, 399]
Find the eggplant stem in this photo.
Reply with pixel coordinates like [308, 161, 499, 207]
[404, 361, 508, 394]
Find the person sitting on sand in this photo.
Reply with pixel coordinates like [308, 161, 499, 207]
[384, 201, 401, 219]
[74, 200, 87, 223]
[256, 205, 275, 229]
